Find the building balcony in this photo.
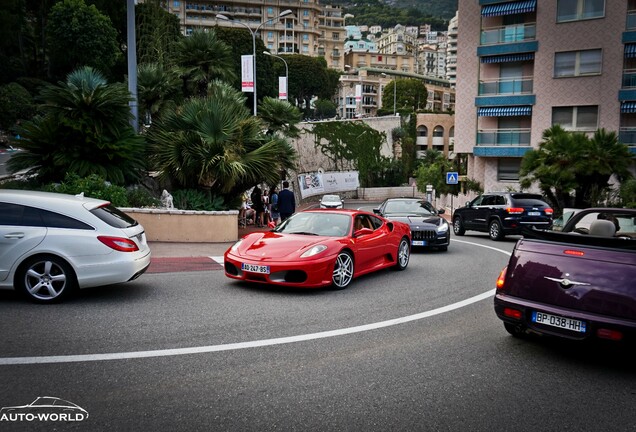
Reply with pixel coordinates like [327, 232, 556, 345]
[432, 137, 444, 146]
[477, 129, 531, 146]
[416, 136, 428, 146]
[480, 23, 536, 46]
[628, 10, 636, 30]
[620, 127, 636, 146]
[623, 69, 636, 88]
[479, 77, 533, 96]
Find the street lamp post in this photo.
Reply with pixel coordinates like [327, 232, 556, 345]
[264, 51, 288, 100]
[217, 10, 293, 116]
[381, 72, 397, 116]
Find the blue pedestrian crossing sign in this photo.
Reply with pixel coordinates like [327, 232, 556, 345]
[446, 172, 459, 185]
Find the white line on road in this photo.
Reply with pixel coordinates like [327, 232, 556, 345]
[0, 241, 510, 365]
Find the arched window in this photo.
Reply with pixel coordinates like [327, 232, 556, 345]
[433, 126, 444, 137]
[417, 126, 428, 137]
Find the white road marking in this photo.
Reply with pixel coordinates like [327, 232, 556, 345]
[0, 241, 511, 365]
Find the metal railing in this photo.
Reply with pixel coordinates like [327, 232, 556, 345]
[480, 23, 536, 45]
[477, 129, 531, 146]
[479, 77, 534, 96]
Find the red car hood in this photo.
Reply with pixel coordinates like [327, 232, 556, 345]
[236, 231, 334, 259]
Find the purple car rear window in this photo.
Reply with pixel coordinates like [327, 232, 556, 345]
[91, 204, 138, 229]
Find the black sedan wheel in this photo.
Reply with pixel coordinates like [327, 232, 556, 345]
[332, 251, 354, 289]
[16, 255, 77, 303]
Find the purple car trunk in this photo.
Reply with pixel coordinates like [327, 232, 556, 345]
[504, 238, 636, 320]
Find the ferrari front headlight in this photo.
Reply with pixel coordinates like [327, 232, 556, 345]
[300, 244, 328, 258]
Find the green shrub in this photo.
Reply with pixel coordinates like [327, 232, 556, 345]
[42, 173, 129, 206]
[172, 189, 225, 211]
[126, 186, 160, 208]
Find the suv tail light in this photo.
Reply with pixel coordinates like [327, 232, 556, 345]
[506, 207, 524, 215]
[545, 208, 554, 215]
[98, 236, 139, 252]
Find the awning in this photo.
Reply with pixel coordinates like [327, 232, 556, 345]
[621, 102, 636, 113]
[625, 44, 636, 59]
[481, 0, 537, 17]
[481, 53, 535, 63]
[478, 106, 532, 116]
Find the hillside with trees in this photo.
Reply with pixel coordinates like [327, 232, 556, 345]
[331, 0, 457, 28]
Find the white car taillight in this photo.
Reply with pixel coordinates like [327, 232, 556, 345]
[98, 236, 139, 252]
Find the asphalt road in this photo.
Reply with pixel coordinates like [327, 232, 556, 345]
[0, 232, 634, 431]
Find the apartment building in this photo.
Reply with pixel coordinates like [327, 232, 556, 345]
[163, 0, 348, 69]
[455, 0, 636, 193]
[446, 12, 458, 86]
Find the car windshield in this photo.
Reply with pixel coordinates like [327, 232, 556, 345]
[322, 195, 340, 203]
[384, 200, 435, 215]
[274, 212, 351, 237]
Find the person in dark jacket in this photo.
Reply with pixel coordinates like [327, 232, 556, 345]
[277, 181, 296, 222]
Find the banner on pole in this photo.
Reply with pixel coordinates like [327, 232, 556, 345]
[279, 76, 287, 100]
[241, 55, 254, 92]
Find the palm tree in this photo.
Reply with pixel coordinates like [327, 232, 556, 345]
[258, 97, 302, 138]
[575, 128, 633, 207]
[520, 125, 633, 212]
[8, 66, 145, 185]
[173, 30, 235, 97]
[137, 62, 182, 126]
[147, 81, 296, 199]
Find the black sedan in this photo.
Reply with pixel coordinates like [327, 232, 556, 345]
[374, 198, 450, 251]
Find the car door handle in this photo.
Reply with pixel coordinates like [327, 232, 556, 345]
[4, 233, 25, 239]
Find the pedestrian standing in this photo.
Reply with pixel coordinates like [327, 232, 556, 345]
[277, 180, 296, 222]
[262, 190, 270, 225]
[251, 185, 264, 227]
[269, 186, 280, 225]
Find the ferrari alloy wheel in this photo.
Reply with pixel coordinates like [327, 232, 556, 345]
[332, 251, 354, 289]
[17, 255, 77, 303]
[395, 237, 410, 271]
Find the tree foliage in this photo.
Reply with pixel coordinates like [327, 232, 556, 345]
[414, 149, 481, 197]
[520, 125, 633, 213]
[258, 97, 302, 138]
[312, 121, 388, 187]
[146, 81, 297, 200]
[136, 1, 182, 67]
[7, 66, 145, 185]
[283, 54, 338, 113]
[137, 62, 182, 125]
[46, 0, 120, 80]
[381, 78, 427, 114]
[0, 82, 35, 131]
[173, 29, 235, 98]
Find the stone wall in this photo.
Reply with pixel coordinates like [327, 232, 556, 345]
[122, 208, 239, 243]
[356, 186, 425, 201]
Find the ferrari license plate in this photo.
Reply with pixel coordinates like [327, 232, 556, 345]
[241, 263, 270, 274]
[531, 311, 586, 333]
[412, 240, 427, 246]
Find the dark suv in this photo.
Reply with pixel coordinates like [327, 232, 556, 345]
[452, 192, 553, 241]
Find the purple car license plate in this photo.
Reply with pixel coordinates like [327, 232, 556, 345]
[531, 311, 586, 333]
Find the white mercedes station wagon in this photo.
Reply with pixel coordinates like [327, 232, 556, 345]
[0, 190, 151, 303]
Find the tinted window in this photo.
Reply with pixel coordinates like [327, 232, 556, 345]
[41, 209, 93, 229]
[510, 194, 548, 206]
[0, 202, 91, 229]
[91, 204, 138, 228]
[0, 202, 24, 225]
